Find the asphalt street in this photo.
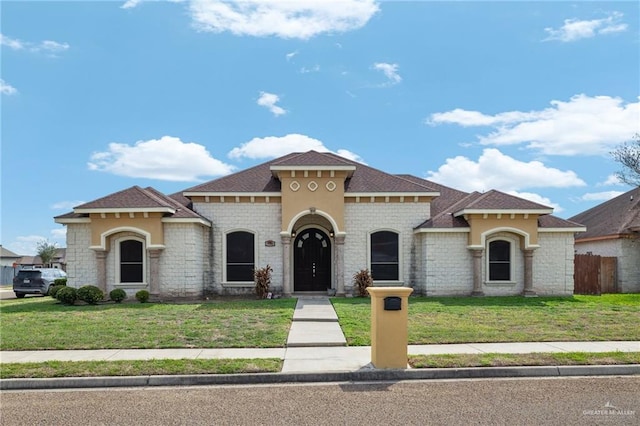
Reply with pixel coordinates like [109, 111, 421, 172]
[2, 376, 638, 425]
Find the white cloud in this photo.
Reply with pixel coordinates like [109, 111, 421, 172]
[544, 11, 628, 42]
[228, 133, 364, 163]
[286, 50, 298, 61]
[188, 0, 379, 39]
[257, 92, 287, 116]
[0, 79, 17, 95]
[88, 135, 235, 181]
[121, 0, 143, 9]
[0, 33, 24, 49]
[580, 191, 624, 201]
[427, 94, 640, 156]
[51, 200, 86, 210]
[599, 175, 624, 186]
[8, 233, 65, 256]
[38, 40, 70, 53]
[51, 228, 67, 242]
[373, 62, 401, 86]
[300, 65, 320, 74]
[426, 148, 586, 193]
[507, 191, 560, 211]
[0, 33, 69, 55]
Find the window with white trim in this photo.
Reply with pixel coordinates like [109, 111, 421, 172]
[488, 240, 511, 281]
[119, 239, 144, 283]
[226, 231, 255, 282]
[370, 231, 399, 281]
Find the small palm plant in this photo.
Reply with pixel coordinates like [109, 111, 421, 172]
[353, 268, 373, 297]
[254, 265, 273, 299]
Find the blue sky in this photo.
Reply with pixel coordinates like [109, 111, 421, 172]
[1, 0, 638, 255]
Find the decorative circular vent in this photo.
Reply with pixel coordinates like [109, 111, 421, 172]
[290, 181, 300, 192]
[326, 181, 337, 192]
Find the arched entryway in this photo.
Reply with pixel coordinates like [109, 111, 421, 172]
[294, 228, 331, 292]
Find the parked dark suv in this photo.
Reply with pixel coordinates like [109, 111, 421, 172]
[13, 268, 67, 298]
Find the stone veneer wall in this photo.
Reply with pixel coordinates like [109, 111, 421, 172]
[193, 202, 282, 295]
[421, 232, 473, 296]
[64, 223, 96, 289]
[159, 223, 210, 298]
[575, 238, 640, 293]
[343, 203, 429, 295]
[533, 232, 576, 295]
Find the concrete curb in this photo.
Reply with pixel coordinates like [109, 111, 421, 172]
[2, 364, 638, 390]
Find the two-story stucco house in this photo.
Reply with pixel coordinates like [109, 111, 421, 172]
[55, 151, 585, 299]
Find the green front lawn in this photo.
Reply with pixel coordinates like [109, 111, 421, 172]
[0, 297, 296, 350]
[332, 294, 640, 346]
[2, 294, 639, 351]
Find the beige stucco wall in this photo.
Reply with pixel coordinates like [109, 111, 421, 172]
[89, 213, 165, 248]
[466, 214, 540, 247]
[276, 170, 348, 233]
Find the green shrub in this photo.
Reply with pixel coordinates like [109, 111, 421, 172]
[254, 265, 273, 299]
[49, 284, 66, 299]
[109, 288, 127, 303]
[77, 285, 104, 305]
[135, 290, 150, 303]
[56, 286, 78, 305]
[353, 269, 373, 297]
[53, 277, 67, 287]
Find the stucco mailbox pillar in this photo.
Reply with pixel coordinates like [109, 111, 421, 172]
[366, 286, 413, 369]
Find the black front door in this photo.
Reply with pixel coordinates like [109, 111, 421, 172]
[294, 228, 331, 292]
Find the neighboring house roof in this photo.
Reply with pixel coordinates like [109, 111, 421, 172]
[0, 245, 21, 259]
[569, 186, 640, 241]
[55, 186, 209, 222]
[184, 151, 439, 195]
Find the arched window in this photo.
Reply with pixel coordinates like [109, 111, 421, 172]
[370, 231, 399, 281]
[226, 231, 255, 282]
[488, 240, 511, 281]
[120, 239, 144, 283]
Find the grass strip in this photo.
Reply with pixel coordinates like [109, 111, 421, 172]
[0, 358, 282, 379]
[408, 351, 640, 369]
[332, 294, 640, 346]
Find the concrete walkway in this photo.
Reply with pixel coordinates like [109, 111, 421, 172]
[1, 297, 638, 374]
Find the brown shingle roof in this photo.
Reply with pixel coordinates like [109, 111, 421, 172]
[58, 186, 207, 222]
[569, 186, 640, 240]
[458, 190, 553, 211]
[75, 186, 176, 210]
[183, 151, 439, 195]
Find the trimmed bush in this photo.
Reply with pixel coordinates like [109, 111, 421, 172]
[53, 277, 67, 287]
[56, 286, 77, 305]
[135, 290, 150, 303]
[49, 284, 66, 299]
[109, 288, 127, 303]
[77, 285, 104, 305]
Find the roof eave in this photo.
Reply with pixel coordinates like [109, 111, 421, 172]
[183, 192, 282, 198]
[74, 207, 176, 214]
[414, 227, 471, 233]
[539, 227, 587, 233]
[55, 217, 91, 224]
[346, 192, 440, 198]
[454, 208, 554, 217]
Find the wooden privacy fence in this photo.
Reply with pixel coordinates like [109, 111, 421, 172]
[574, 254, 618, 295]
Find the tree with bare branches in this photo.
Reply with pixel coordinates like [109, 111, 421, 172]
[611, 133, 640, 186]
